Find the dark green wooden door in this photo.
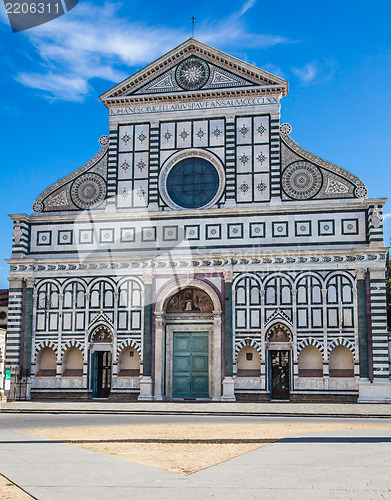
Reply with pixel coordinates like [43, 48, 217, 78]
[173, 332, 209, 398]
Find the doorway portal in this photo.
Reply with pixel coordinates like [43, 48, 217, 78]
[266, 323, 293, 401]
[90, 325, 113, 399]
[269, 350, 290, 400]
[92, 351, 112, 398]
[172, 331, 209, 399]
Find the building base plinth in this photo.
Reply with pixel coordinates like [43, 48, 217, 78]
[221, 377, 236, 401]
[137, 376, 153, 401]
[358, 378, 391, 403]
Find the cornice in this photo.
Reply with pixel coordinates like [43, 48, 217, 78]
[104, 87, 285, 109]
[6, 248, 388, 276]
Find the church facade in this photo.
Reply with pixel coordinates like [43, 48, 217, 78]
[5, 39, 391, 402]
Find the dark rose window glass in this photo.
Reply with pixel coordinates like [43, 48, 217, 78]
[166, 158, 219, 209]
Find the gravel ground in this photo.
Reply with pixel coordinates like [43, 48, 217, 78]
[0, 474, 32, 500]
[26, 422, 391, 475]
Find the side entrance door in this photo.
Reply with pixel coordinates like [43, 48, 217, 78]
[270, 350, 290, 400]
[92, 351, 112, 398]
[173, 332, 209, 399]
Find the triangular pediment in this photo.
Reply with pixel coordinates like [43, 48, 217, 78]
[100, 39, 288, 105]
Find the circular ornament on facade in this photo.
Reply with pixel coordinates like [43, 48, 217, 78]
[280, 123, 292, 135]
[71, 173, 106, 209]
[33, 201, 44, 213]
[282, 161, 322, 200]
[99, 135, 109, 146]
[175, 57, 210, 90]
[354, 185, 368, 198]
[159, 149, 225, 210]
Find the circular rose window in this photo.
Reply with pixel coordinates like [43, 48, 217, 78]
[165, 158, 219, 209]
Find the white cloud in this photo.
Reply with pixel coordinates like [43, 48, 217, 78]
[8, 1, 292, 101]
[15, 72, 91, 101]
[291, 63, 318, 83]
[291, 60, 337, 85]
[239, 0, 258, 16]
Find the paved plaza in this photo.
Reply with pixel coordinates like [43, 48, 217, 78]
[1, 402, 391, 499]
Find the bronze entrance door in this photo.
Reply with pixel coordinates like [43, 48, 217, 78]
[270, 350, 290, 400]
[92, 351, 112, 398]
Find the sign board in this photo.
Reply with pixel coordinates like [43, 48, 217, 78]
[4, 369, 11, 391]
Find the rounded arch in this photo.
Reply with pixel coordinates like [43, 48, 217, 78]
[263, 272, 294, 288]
[61, 340, 84, 356]
[62, 277, 87, 290]
[235, 338, 262, 357]
[325, 271, 355, 287]
[116, 339, 141, 357]
[36, 278, 62, 291]
[87, 277, 117, 293]
[233, 272, 262, 289]
[155, 278, 222, 314]
[117, 276, 144, 291]
[294, 271, 324, 288]
[328, 337, 355, 356]
[34, 339, 58, 356]
[298, 337, 325, 355]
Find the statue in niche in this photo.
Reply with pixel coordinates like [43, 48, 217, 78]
[166, 288, 213, 313]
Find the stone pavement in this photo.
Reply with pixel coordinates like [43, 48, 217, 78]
[2, 400, 391, 417]
[1, 425, 390, 499]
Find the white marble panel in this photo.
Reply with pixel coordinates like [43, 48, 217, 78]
[133, 152, 149, 179]
[312, 309, 323, 327]
[176, 121, 192, 148]
[209, 119, 225, 147]
[134, 124, 149, 151]
[193, 120, 208, 148]
[236, 174, 253, 203]
[133, 179, 149, 207]
[236, 117, 252, 145]
[118, 125, 133, 152]
[253, 173, 270, 201]
[118, 153, 133, 180]
[117, 181, 133, 208]
[254, 144, 270, 172]
[236, 146, 252, 173]
[253, 115, 269, 143]
[160, 122, 175, 149]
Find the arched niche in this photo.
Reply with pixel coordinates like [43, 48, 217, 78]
[62, 347, 83, 377]
[298, 346, 323, 377]
[118, 347, 140, 377]
[329, 345, 354, 378]
[237, 346, 261, 377]
[36, 347, 56, 377]
[153, 278, 222, 401]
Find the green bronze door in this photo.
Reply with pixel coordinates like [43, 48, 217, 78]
[173, 332, 209, 399]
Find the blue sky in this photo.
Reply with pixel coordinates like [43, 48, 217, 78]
[0, 0, 390, 287]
